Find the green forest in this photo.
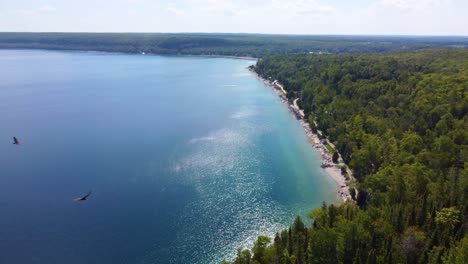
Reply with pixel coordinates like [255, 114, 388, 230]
[0, 33, 467, 57]
[225, 50, 468, 263]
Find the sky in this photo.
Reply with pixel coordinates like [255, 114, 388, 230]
[0, 0, 467, 35]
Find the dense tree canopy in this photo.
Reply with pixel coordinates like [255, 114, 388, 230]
[0, 33, 467, 58]
[227, 49, 468, 263]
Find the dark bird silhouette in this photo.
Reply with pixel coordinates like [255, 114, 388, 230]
[73, 191, 92, 202]
[12, 137, 20, 145]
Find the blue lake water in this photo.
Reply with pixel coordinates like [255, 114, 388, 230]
[0, 50, 338, 264]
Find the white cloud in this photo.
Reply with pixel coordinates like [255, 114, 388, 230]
[166, 4, 185, 16]
[199, 0, 240, 16]
[378, 0, 447, 11]
[362, 0, 461, 35]
[40, 4, 56, 12]
[128, 9, 137, 15]
[367, 0, 446, 17]
[191, 0, 336, 18]
[17, 9, 36, 15]
[16, 4, 56, 15]
[272, 0, 336, 17]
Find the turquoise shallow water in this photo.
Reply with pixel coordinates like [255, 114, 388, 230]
[0, 50, 338, 264]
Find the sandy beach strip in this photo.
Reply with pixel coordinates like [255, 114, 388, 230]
[272, 80, 288, 95]
[292, 98, 305, 118]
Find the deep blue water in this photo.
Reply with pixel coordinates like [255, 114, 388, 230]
[0, 50, 338, 264]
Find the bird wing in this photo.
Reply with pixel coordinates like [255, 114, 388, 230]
[83, 190, 92, 199]
[13, 137, 19, 144]
[73, 191, 92, 202]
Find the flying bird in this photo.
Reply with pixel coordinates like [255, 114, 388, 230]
[73, 191, 92, 202]
[12, 137, 20, 145]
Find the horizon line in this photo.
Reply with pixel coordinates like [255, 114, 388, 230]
[0, 31, 467, 38]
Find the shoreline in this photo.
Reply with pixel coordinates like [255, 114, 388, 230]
[0, 47, 258, 61]
[188, 54, 258, 61]
[248, 66, 354, 202]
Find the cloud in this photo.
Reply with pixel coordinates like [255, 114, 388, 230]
[377, 0, 447, 11]
[16, 4, 56, 15]
[192, 0, 336, 18]
[128, 9, 137, 15]
[200, 0, 240, 16]
[40, 4, 56, 12]
[272, 0, 336, 17]
[16, 9, 36, 15]
[166, 4, 185, 16]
